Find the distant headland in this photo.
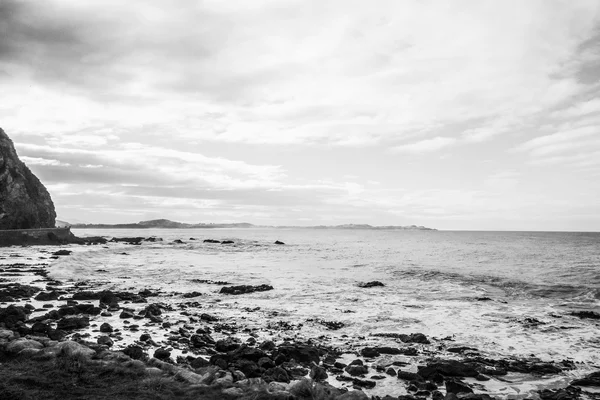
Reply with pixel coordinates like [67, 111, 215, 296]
[67, 218, 436, 231]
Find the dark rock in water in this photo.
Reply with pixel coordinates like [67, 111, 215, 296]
[445, 379, 473, 394]
[34, 290, 59, 301]
[203, 239, 221, 243]
[258, 357, 275, 369]
[120, 310, 134, 319]
[190, 333, 215, 348]
[571, 371, 600, 386]
[397, 370, 423, 381]
[538, 386, 581, 400]
[173, 239, 184, 244]
[372, 332, 430, 344]
[110, 237, 144, 244]
[0, 128, 56, 229]
[100, 322, 113, 332]
[123, 345, 148, 361]
[154, 348, 171, 360]
[361, 347, 380, 358]
[418, 360, 478, 378]
[57, 316, 89, 330]
[0, 283, 40, 301]
[357, 281, 385, 288]
[352, 378, 376, 389]
[274, 240, 285, 245]
[346, 364, 369, 376]
[447, 346, 478, 354]
[570, 311, 600, 320]
[200, 313, 218, 322]
[97, 336, 114, 347]
[220, 284, 274, 295]
[182, 291, 202, 298]
[221, 240, 234, 244]
[234, 359, 262, 378]
[52, 250, 72, 256]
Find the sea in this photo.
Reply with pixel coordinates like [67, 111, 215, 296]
[48, 228, 600, 395]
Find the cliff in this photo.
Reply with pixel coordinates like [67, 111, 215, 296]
[0, 128, 56, 229]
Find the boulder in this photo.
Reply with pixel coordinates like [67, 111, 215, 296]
[220, 284, 274, 295]
[34, 291, 60, 301]
[0, 127, 56, 230]
[5, 338, 44, 354]
[571, 371, 600, 386]
[57, 316, 89, 331]
[357, 281, 385, 288]
[418, 360, 478, 378]
[97, 336, 114, 347]
[51, 341, 95, 358]
[154, 348, 171, 360]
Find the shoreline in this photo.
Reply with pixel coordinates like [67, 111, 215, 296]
[1, 239, 599, 399]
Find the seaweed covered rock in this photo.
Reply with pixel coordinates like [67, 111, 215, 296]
[0, 127, 56, 229]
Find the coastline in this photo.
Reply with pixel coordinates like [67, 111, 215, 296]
[1, 238, 599, 399]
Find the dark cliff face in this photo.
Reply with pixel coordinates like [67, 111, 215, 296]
[0, 128, 56, 229]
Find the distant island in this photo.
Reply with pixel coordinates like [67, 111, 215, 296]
[67, 218, 436, 230]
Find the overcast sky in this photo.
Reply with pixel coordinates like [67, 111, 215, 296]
[1, 0, 600, 230]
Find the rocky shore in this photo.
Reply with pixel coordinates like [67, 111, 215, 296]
[1, 239, 599, 400]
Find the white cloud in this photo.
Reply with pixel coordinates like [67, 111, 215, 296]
[391, 137, 457, 154]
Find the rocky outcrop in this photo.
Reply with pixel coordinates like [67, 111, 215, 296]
[0, 128, 56, 229]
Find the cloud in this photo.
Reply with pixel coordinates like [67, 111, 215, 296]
[391, 137, 457, 154]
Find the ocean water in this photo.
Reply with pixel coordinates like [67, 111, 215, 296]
[47, 228, 600, 395]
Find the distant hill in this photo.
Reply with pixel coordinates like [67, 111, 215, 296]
[70, 219, 435, 230]
[71, 219, 256, 229]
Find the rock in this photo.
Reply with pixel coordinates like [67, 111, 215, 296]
[0, 304, 29, 329]
[336, 390, 369, 400]
[190, 356, 210, 369]
[345, 364, 369, 376]
[35, 291, 60, 301]
[401, 333, 430, 344]
[352, 378, 376, 389]
[200, 313, 218, 322]
[203, 239, 221, 243]
[100, 322, 113, 332]
[222, 387, 244, 396]
[538, 386, 581, 400]
[0, 128, 56, 230]
[97, 336, 114, 347]
[571, 371, 600, 386]
[48, 329, 67, 341]
[52, 250, 72, 256]
[216, 337, 240, 352]
[120, 310, 134, 319]
[31, 321, 50, 335]
[123, 345, 148, 361]
[6, 338, 44, 354]
[570, 311, 600, 320]
[154, 348, 171, 360]
[386, 367, 397, 376]
[258, 357, 275, 369]
[51, 341, 96, 357]
[445, 379, 473, 394]
[220, 284, 274, 295]
[310, 366, 328, 381]
[397, 370, 422, 381]
[275, 343, 321, 365]
[234, 359, 262, 378]
[418, 360, 478, 378]
[57, 316, 89, 331]
[182, 291, 202, 298]
[221, 240, 234, 244]
[190, 333, 215, 348]
[0, 328, 16, 340]
[357, 281, 385, 288]
[274, 240, 285, 245]
[262, 367, 290, 383]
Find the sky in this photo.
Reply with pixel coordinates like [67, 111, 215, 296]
[1, 0, 600, 231]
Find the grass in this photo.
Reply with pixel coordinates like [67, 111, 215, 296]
[0, 352, 349, 400]
[0, 352, 231, 400]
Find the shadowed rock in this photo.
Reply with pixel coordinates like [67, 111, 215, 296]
[0, 127, 56, 229]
